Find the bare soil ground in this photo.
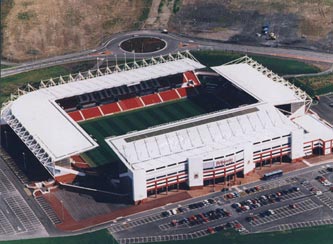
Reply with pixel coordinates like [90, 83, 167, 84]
[2, 0, 333, 61]
[144, 0, 174, 29]
[169, 0, 333, 52]
[2, 0, 149, 61]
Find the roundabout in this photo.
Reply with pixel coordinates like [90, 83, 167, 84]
[120, 37, 167, 53]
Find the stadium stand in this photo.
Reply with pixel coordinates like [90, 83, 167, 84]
[176, 88, 188, 98]
[118, 97, 144, 111]
[141, 93, 162, 106]
[68, 111, 84, 122]
[58, 96, 79, 111]
[184, 71, 200, 86]
[159, 89, 180, 102]
[81, 107, 102, 120]
[57, 70, 203, 122]
[100, 103, 122, 115]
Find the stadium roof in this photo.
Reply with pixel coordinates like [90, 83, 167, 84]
[1, 55, 204, 174]
[293, 114, 333, 142]
[107, 103, 300, 171]
[47, 57, 204, 98]
[212, 62, 307, 106]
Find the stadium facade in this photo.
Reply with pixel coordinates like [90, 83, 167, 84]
[1, 51, 333, 203]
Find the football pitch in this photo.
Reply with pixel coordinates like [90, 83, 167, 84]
[79, 93, 228, 168]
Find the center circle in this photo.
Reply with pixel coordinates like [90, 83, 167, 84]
[120, 37, 166, 53]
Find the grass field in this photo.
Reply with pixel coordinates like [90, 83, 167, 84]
[2, 229, 116, 244]
[80, 94, 224, 168]
[4, 222, 333, 244]
[290, 73, 333, 97]
[1, 64, 13, 69]
[146, 224, 333, 244]
[0, 66, 70, 105]
[192, 50, 320, 75]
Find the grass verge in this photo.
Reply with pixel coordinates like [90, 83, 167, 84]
[290, 73, 333, 97]
[4, 223, 333, 244]
[2, 229, 115, 244]
[192, 50, 320, 75]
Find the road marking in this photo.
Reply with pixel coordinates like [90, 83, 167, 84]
[302, 160, 312, 167]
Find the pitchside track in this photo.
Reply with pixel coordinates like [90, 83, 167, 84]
[80, 93, 227, 168]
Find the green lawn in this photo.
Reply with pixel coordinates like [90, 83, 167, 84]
[1, 229, 116, 244]
[1, 64, 13, 69]
[192, 50, 320, 75]
[0, 66, 70, 105]
[146, 224, 333, 244]
[80, 94, 222, 168]
[3, 223, 333, 244]
[290, 73, 333, 97]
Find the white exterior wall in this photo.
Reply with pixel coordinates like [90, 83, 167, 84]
[324, 141, 332, 155]
[131, 133, 307, 201]
[290, 129, 305, 159]
[243, 143, 254, 174]
[132, 168, 147, 202]
[187, 157, 203, 188]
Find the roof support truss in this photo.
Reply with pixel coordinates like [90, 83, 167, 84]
[224, 55, 312, 112]
[3, 113, 56, 176]
[2, 51, 200, 109]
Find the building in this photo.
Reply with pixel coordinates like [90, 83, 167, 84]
[1, 52, 333, 203]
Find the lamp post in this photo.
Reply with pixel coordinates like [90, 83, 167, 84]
[60, 200, 64, 221]
[22, 152, 26, 170]
[4, 130, 8, 149]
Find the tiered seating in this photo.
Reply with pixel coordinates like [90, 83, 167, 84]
[81, 107, 102, 120]
[58, 96, 79, 111]
[184, 71, 201, 86]
[176, 88, 187, 98]
[141, 93, 162, 106]
[68, 111, 84, 122]
[65, 71, 203, 122]
[118, 97, 144, 111]
[100, 103, 121, 115]
[159, 89, 180, 102]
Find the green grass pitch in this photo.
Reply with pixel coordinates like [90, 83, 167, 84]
[79, 94, 221, 168]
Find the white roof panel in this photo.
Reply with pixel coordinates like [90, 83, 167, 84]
[10, 93, 97, 161]
[293, 114, 333, 141]
[212, 63, 302, 105]
[107, 103, 299, 170]
[3, 57, 204, 162]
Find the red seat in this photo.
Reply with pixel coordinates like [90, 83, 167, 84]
[184, 71, 201, 86]
[100, 103, 121, 115]
[81, 107, 102, 120]
[176, 88, 187, 97]
[118, 97, 144, 111]
[68, 111, 84, 122]
[159, 90, 180, 102]
[141, 93, 162, 105]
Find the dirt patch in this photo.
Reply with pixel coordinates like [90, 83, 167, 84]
[144, 0, 174, 29]
[2, 0, 151, 61]
[168, 0, 333, 52]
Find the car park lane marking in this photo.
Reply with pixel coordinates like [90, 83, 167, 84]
[250, 199, 322, 226]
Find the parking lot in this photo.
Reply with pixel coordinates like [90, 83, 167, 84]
[0, 156, 48, 241]
[110, 163, 333, 244]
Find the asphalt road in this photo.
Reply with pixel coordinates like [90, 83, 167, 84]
[311, 94, 333, 125]
[1, 30, 333, 78]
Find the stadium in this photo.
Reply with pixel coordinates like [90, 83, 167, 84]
[1, 51, 333, 204]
